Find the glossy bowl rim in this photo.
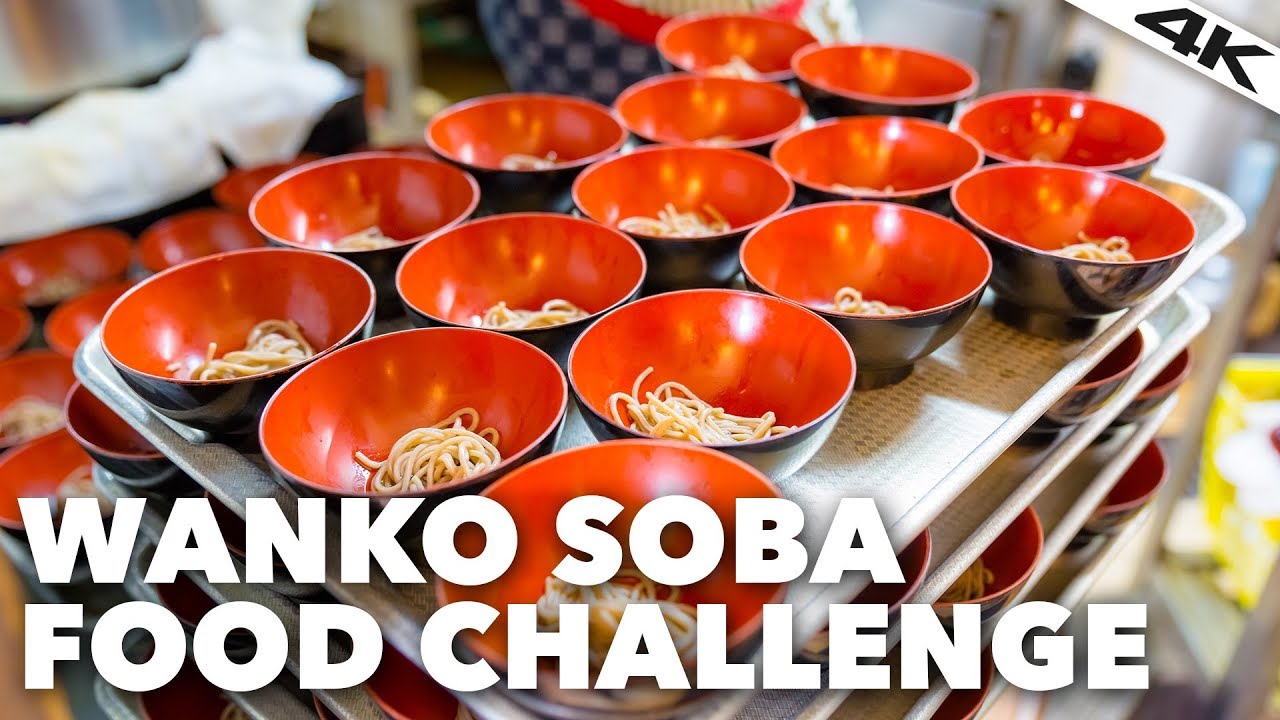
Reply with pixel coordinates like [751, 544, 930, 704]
[932, 506, 1043, 609]
[137, 208, 264, 274]
[100, 247, 377, 387]
[1097, 441, 1168, 515]
[0, 349, 74, 450]
[395, 212, 649, 335]
[433, 437, 792, 671]
[850, 528, 933, 609]
[0, 303, 33, 356]
[655, 11, 817, 84]
[247, 151, 482, 254]
[1069, 331, 1145, 392]
[1134, 347, 1192, 401]
[614, 72, 807, 151]
[211, 153, 325, 212]
[0, 428, 89, 531]
[566, 287, 857, 449]
[950, 161, 1197, 265]
[425, 92, 629, 173]
[769, 115, 986, 199]
[63, 381, 165, 461]
[259, 326, 570, 499]
[1, 227, 133, 307]
[791, 42, 980, 106]
[740, 200, 994, 319]
[956, 88, 1167, 174]
[571, 145, 796, 242]
[43, 280, 136, 357]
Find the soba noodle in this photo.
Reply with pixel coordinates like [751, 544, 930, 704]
[1052, 233, 1135, 262]
[31, 276, 89, 305]
[218, 699, 249, 720]
[471, 299, 589, 330]
[707, 56, 762, 80]
[938, 558, 995, 604]
[830, 287, 911, 316]
[333, 226, 399, 250]
[609, 366, 793, 444]
[618, 203, 730, 238]
[536, 568, 698, 668]
[357, 408, 502, 493]
[0, 397, 64, 443]
[501, 152, 559, 171]
[177, 320, 315, 381]
[831, 183, 896, 195]
[53, 465, 110, 518]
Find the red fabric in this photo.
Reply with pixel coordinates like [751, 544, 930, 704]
[571, 0, 806, 45]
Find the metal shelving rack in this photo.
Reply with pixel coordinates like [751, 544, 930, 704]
[70, 170, 1244, 719]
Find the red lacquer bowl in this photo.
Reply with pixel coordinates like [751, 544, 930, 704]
[793, 44, 978, 123]
[0, 228, 132, 307]
[0, 304, 32, 360]
[933, 507, 1043, 623]
[0, 351, 76, 451]
[64, 382, 173, 484]
[0, 430, 92, 533]
[366, 642, 465, 720]
[656, 13, 818, 84]
[211, 153, 324, 216]
[138, 209, 266, 274]
[44, 281, 134, 357]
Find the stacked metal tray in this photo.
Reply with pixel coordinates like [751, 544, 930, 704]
[74, 170, 1243, 720]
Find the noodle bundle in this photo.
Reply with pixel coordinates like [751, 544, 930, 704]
[31, 276, 89, 305]
[938, 557, 994, 603]
[178, 320, 315, 381]
[1052, 232, 1135, 262]
[53, 465, 111, 518]
[471, 299, 589, 330]
[333, 226, 399, 250]
[536, 568, 698, 668]
[0, 397, 64, 443]
[358, 408, 502, 493]
[831, 183, 896, 195]
[501, 152, 559, 171]
[830, 287, 911, 316]
[707, 56, 762, 80]
[618, 203, 730, 238]
[609, 366, 793, 444]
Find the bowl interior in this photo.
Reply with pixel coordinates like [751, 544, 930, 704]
[427, 94, 625, 170]
[853, 530, 931, 607]
[438, 440, 784, 666]
[794, 45, 976, 102]
[1138, 347, 1191, 398]
[742, 202, 990, 314]
[1078, 331, 1144, 387]
[771, 117, 982, 195]
[958, 92, 1165, 169]
[65, 383, 160, 459]
[933, 651, 994, 720]
[1102, 441, 1167, 511]
[958, 507, 1041, 605]
[573, 147, 793, 237]
[44, 281, 134, 357]
[952, 164, 1195, 261]
[615, 75, 805, 147]
[250, 154, 478, 250]
[101, 249, 374, 383]
[366, 642, 461, 720]
[139, 660, 226, 720]
[657, 14, 817, 79]
[0, 304, 32, 357]
[399, 214, 644, 325]
[212, 153, 324, 214]
[261, 328, 566, 495]
[0, 430, 91, 530]
[570, 290, 853, 434]
[0, 351, 76, 447]
[139, 209, 266, 273]
[0, 228, 132, 306]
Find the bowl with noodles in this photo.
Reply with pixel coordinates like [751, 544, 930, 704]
[64, 382, 177, 488]
[44, 281, 134, 357]
[614, 74, 806, 155]
[933, 506, 1042, 623]
[802, 529, 932, 663]
[741, 202, 991, 389]
[0, 227, 132, 308]
[426, 93, 627, 214]
[260, 327, 567, 510]
[397, 213, 646, 368]
[101, 248, 376, 436]
[0, 430, 107, 539]
[1114, 347, 1191, 427]
[211, 153, 324, 216]
[957, 90, 1166, 181]
[140, 658, 246, 720]
[770, 116, 984, 214]
[655, 12, 817, 84]
[250, 152, 480, 317]
[138, 209, 266, 274]
[436, 440, 787, 715]
[1026, 330, 1144, 439]
[366, 641, 476, 720]
[933, 650, 995, 720]
[0, 351, 76, 452]
[572, 145, 794, 293]
[952, 163, 1196, 339]
[0, 304, 32, 361]
[568, 289, 854, 480]
[792, 44, 979, 123]
[1072, 441, 1167, 549]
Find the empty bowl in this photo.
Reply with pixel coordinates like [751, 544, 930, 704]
[211, 153, 324, 216]
[0, 430, 93, 535]
[0, 351, 76, 452]
[0, 227, 132, 308]
[366, 641, 467, 720]
[138, 209, 266, 274]
[250, 152, 479, 316]
[64, 382, 175, 487]
[0, 304, 32, 360]
[568, 289, 854, 479]
[770, 116, 984, 213]
[957, 90, 1165, 180]
[426, 93, 626, 214]
[397, 213, 646, 368]
[741, 202, 991, 388]
[792, 44, 978, 122]
[656, 13, 817, 84]
[1072, 441, 1167, 548]
[614, 74, 806, 154]
[952, 163, 1195, 338]
[933, 506, 1042, 623]
[101, 248, 376, 436]
[436, 440, 787, 715]
[1114, 347, 1191, 425]
[1028, 330, 1145, 437]
[261, 328, 567, 506]
[573, 145, 793, 292]
[44, 281, 134, 357]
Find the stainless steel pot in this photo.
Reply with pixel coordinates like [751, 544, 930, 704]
[0, 0, 202, 115]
